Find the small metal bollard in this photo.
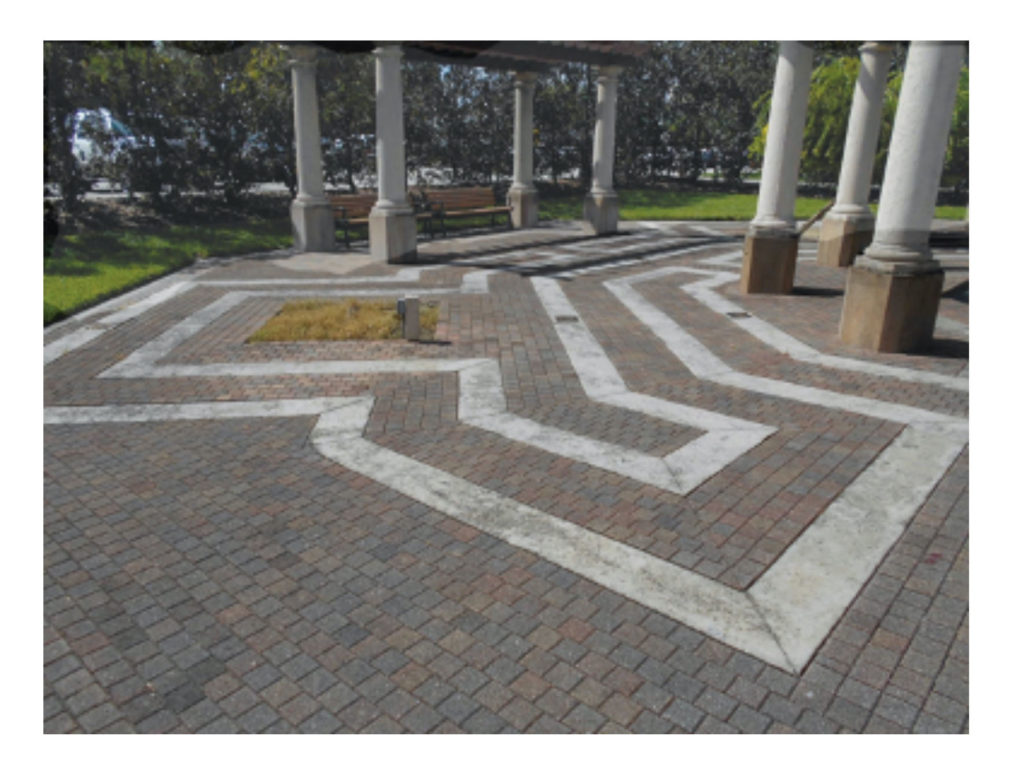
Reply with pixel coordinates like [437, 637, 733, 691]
[397, 296, 420, 340]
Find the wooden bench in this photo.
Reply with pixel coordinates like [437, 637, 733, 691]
[421, 186, 512, 237]
[330, 192, 439, 247]
[328, 192, 377, 248]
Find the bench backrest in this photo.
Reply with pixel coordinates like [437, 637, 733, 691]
[422, 186, 497, 210]
[329, 193, 377, 219]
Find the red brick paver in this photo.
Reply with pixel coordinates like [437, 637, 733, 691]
[44, 226, 968, 733]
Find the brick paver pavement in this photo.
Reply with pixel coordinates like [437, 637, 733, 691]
[43, 223, 968, 733]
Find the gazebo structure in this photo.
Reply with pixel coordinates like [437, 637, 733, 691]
[285, 41, 649, 263]
[288, 39, 964, 355]
[743, 40, 966, 353]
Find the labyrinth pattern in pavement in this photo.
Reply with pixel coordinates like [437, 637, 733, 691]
[44, 229, 969, 733]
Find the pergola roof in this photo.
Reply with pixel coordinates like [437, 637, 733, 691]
[403, 41, 650, 71]
[312, 41, 650, 71]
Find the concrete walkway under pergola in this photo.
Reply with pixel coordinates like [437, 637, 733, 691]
[285, 40, 966, 356]
[286, 41, 648, 264]
[743, 41, 966, 354]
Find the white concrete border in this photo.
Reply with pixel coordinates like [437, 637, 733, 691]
[94, 272, 758, 497]
[531, 277, 775, 494]
[44, 267, 449, 366]
[44, 238, 969, 674]
[599, 262, 967, 670]
[670, 266, 967, 391]
[44, 392, 966, 675]
[605, 268, 969, 423]
[44, 396, 793, 671]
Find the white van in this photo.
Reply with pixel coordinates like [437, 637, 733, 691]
[70, 108, 140, 179]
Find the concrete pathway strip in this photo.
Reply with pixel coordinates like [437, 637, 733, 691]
[44, 396, 794, 671]
[599, 261, 968, 669]
[45, 242, 969, 676]
[605, 269, 969, 423]
[673, 266, 967, 390]
[531, 276, 775, 494]
[44, 280, 195, 364]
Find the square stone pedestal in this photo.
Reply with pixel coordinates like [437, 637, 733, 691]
[839, 263, 944, 352]
[740, 231, 798, 294]
[508, 187, 539, 229]
[816, 214, 874, 268]
[583, 191, 619, 236]
[290, 199, 336, 253]
[369, 206, 418, 264]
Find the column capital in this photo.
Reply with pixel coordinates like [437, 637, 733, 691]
[373, 43, 404, 59]
[514, 70, 539, 86]
[288, 45, 319, 68]
[859, 41, 896, 55]
[595, 65, 623, 82]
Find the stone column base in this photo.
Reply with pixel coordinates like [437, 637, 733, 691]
[816, 213, 874, 267]
[369, 206, 418, 264]
[508, 187, 539, 229]
[290, 198, 335, 252]
[839, 262, 944, 352]
[740, 230, 798, 294]
[583, 191, 619, 236]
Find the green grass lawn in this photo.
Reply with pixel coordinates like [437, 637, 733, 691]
[44, 219, 292, 325]
[44, 188, 967, 326]
[539, 189, 967, 222]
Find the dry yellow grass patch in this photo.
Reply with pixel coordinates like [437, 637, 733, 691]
[248, 298, 440, 342]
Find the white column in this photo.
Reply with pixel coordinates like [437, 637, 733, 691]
[369, 44, 417, 262]
[583, 65, 622, 235]
[509, 71, 539, 228]
[373, 44, 410, 209]
[860, 41, 965, 269]
[591, 66, 621, 193]
[817, 42, 895, 266]
[512, 72, 537, 189]
[834, 43, 894, 216]
[288, 45, 334, 252]
[839, 41, 965, 352]
[740, 42, 813, 294]
[750, 42, 814, 234]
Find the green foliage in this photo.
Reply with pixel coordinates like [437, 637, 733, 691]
[45, 41, 968, 228]
[534, 64, 594, 185]
[944, 67, 969, 189]
[320, 53, 375, 191]
[748, 46, 968, 191]
[537, 186, 966, 223]
[44, 219, 292, 324]
[612, 42, 777, 184]
[44, 42, 98, 211]
[801, 56, 860, 182]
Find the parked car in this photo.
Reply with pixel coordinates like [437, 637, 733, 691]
[70, 108, 142, 181]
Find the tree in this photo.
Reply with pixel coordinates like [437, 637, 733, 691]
[319, 51, 375, 192]
[944, 66, 969, 190]
[44, 42, 95, 211]
[534, 63, 593, 185]
[404, 60, 444, 185]
[468, 69, 513, 184]
[617, 42, 675, 183]
[800, 55, 862, 183]
[79, 42, 209, 202]
[748, 44, 969, 192]
[231, 44, 297, 196]
[616, 42, 777, 184]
